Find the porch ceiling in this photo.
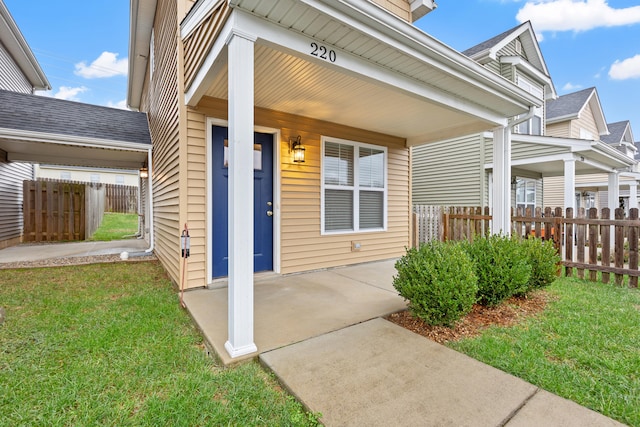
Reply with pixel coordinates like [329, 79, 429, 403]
[181, 0, 541, 145]
[203, 44, 494, 144]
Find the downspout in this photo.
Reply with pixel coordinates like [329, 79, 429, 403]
[145, 147, 154, 253]
[509, 106, 535, 130]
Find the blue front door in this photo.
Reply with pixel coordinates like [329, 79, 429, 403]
[212, 126, 274, 278]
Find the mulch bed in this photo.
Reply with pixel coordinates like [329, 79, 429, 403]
[386, 290, 553, 344]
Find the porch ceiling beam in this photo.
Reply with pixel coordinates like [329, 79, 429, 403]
[233, 11, 509, 130]
[7, 152, 146, 169]
[0, 128, 151, 152]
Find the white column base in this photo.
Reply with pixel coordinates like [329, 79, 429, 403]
[225, 340, 258, 359]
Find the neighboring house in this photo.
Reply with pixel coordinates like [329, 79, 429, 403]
[543, 90, 639, 214]
[413, 24, 636, 223]
[127, 0, 538, 358]
[35, 164, 139, 186]
[0, 0, 50, 249]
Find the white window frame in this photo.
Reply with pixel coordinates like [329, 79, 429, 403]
[321, 136, 388, 235]
[515, 177, 536, 214]
[515, 74, 544, 136]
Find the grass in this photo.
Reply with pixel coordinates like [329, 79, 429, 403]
[448, 277, 640, 426]
[90, 212, 139, 241]
[0, 262, 319, 426]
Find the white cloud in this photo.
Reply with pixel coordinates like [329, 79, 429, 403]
[74, 52, 128, 79]
[517, 0, 640, 33]
[53, 86, 88, 101]
[562, 82, 583, 90]
[609, 54, 640, 80]
[107, 99, 128, 110]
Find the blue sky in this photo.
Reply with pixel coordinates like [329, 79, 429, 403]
[5, 0, 640, 139]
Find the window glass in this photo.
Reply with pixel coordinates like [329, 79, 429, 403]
[322, 139, 386, 233]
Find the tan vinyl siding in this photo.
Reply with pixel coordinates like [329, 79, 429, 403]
[182, 1, 231, 91]
[184, 110, 207, 287]
[546, 121, 571, 138]
[412, 133, 484, 205]
[369, 0, 410, 21]
[146, 0, 181, 284]
[190, 96, 410, 281]
[573, 102, 599, 138]
[0, 152, 32, 247]
[542, 176, 564, 208]
[0, 41, 32, 93]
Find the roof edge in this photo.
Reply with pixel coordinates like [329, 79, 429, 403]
[0, 1, 50, 90]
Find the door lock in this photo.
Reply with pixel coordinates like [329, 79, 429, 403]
[266, 210, 273, 217]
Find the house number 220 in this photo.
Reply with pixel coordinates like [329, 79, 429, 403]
[310, 42, 336, 62]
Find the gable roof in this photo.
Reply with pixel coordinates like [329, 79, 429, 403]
[0, 0, 50, 90]
[601, 120, 633, 145]
[463, 21, 555, 100]
[0, 90, 151, 145]
[545, 87, 608, 135]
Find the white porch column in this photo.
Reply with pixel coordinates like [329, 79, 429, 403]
[492, 126, 511, 235]
[563, 159, 576, 213]
[225, 30, 258, 359]
[630, 182, 638, 211]
[608, 172, 620, 218]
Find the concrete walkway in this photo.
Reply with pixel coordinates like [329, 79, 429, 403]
[0, 239, 149, 263]
[181, 259, 622, 426]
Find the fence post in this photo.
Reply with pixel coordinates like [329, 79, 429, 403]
[553, 207, 563, 256]
[565, 207, 573, 278]
[588, 208, 598, 282]
[614, 208, 625, 286]
[412, 212, 418, 249]
[601, 208, 611, 284]
[629, 208, 638, 288]
[576, 208, 586, 279]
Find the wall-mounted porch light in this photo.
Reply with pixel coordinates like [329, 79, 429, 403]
[140, 167, 149, 178]
[289, 135, 305, 163]
[511, 176, 517, 190]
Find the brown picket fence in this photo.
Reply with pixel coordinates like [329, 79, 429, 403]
[414, 205, 639, 288]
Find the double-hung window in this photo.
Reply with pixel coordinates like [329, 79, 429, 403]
[322, 137, 386, 233]
[515, 74, 544, 136]
[515, 178, 536, 214]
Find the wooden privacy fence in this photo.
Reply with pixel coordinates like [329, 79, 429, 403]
[22, 179, 122, 242]
[413, 204, 639, 288]
[104, 183, 138, 213]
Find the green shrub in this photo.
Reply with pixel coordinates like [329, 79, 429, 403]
[462, 234, 531, 306]
[393, 241, 478, 326]
[521, 236, 560, 291]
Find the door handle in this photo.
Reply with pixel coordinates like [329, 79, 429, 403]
[266, 210, 273, 217]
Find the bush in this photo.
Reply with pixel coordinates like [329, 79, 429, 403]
[521, 236, 560, 291]
[462, 235, 531, 306]
[393, 241, 478, 326]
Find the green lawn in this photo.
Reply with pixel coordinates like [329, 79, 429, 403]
[90, 212, 139, 241]
[0, 262, 319, 426]
[448, 277, 640, 426]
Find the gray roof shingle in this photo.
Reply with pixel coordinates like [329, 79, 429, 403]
[462, 23, 527, 57]
[545, 87, 595, 121]
[601, 121, 629, 144]
[0, 89, 151, 145]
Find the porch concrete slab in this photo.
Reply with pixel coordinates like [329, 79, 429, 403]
[182, 261, 406, 366]
[0, 239, 148, 263]
[260, 318, 621, 427]
[329, 258, 398, 292]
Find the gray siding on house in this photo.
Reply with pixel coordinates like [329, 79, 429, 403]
[412, 133, 485, 205]
[0, 150, 32, 244]
[0, 41, 31, 94]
